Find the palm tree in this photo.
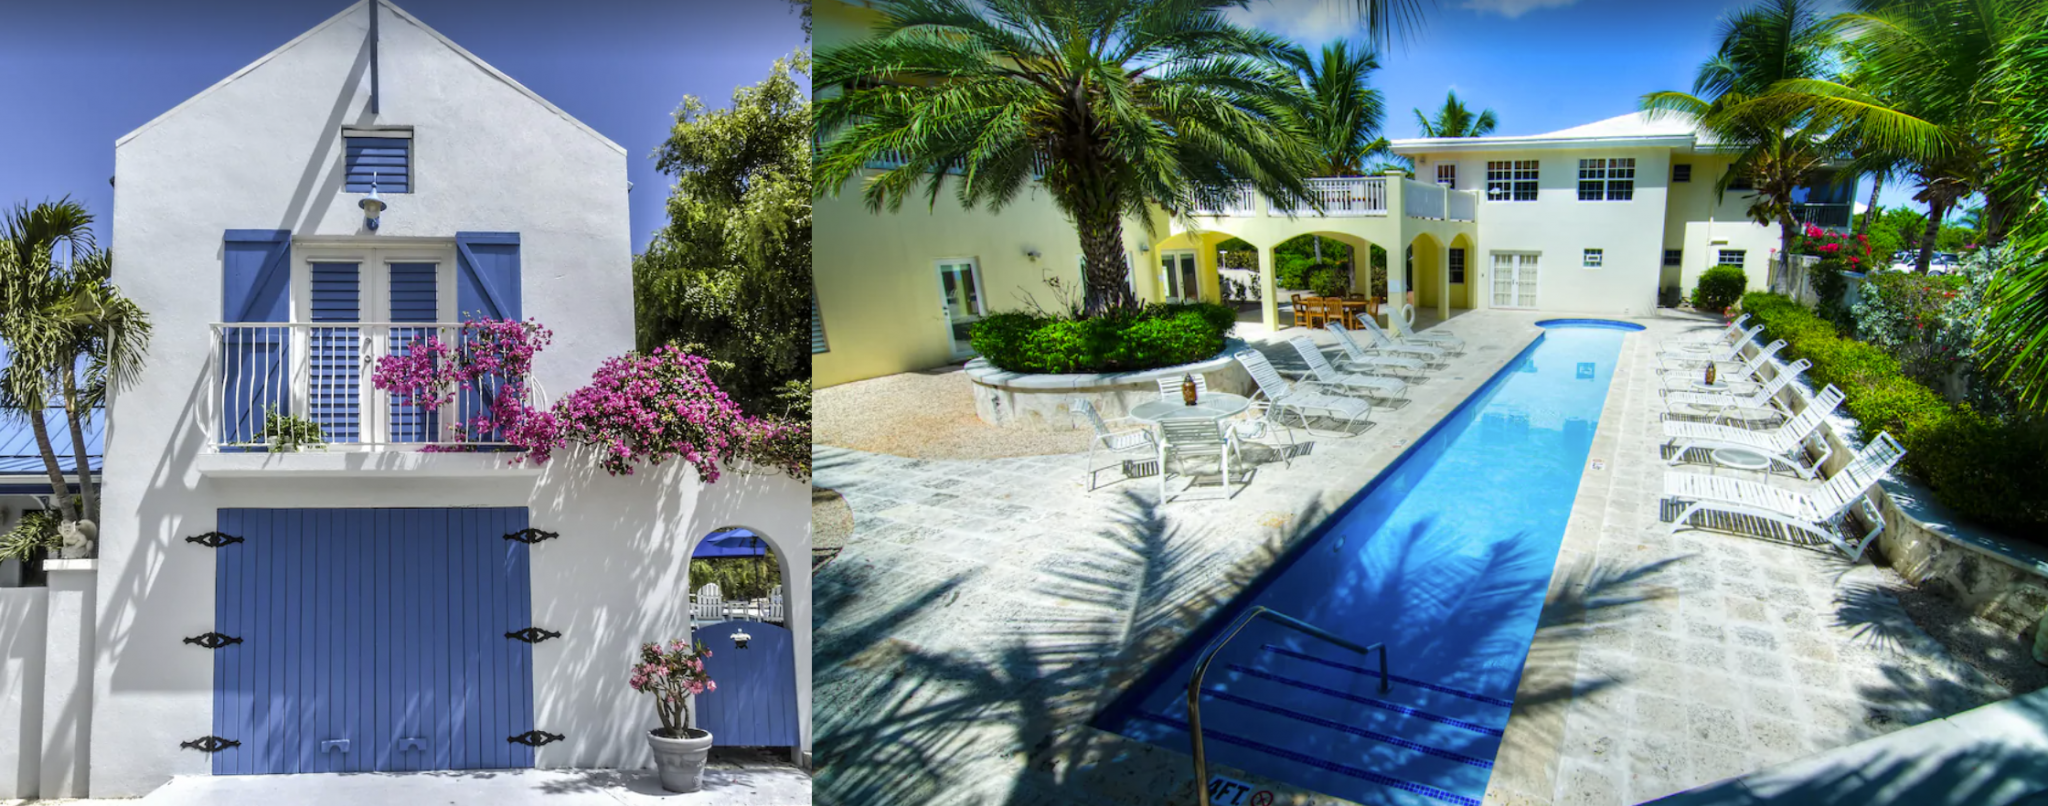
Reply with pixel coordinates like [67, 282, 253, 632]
[1277, 40, 1390, 177]
[1643, 0, 1841, 287]
[1, 199, 152, 539]
[1976, 22, 2048, 412]
[1412, 90, 1497, 138]
[815, 0, 1323, 317]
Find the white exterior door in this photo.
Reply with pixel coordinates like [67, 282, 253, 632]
[1491, 252, 1539, 309]
[936, 258, 986, 359]
[1161, 251, 1199, 302]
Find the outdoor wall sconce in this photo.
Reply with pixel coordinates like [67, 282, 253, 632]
[1023, 247, 1041, 260]
[730, 628, 752, 650]
[1137, 242, 1149, 253]
[359, 178, 388, 231]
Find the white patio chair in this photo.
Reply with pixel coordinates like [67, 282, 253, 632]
[1288, 337, 1407, 401]
[1666, 432, 1906, 560]
[1662, 385, 1844, 478]
[1224, 399, 1294, 469]
[1075, 398, 1156, 492]
[1324, 323, 1429, 377]
[1235, 349, 1372, 436]
[1343, 319, 1448, 364]
[691, 583, 724, 623]
[1393, 304, 1466, 352]
[1159, 419, 1235, 502]
[1662, 358, 1811, 425]
[1155, 374, 1209, 401]
[1656, 324, 1764, 370]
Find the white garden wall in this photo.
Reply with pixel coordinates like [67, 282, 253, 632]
[0, 587, 47, 799]
[97, 1, 808, 797]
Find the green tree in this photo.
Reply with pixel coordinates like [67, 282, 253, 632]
[1412, 90, 1497, 138]
[815, 0, 1322, 318]
[0, 199, 151, 536]
[634, 51, 812, 418]
[1277, 40, 1390, 176]
[1644, 0, 1840, 289]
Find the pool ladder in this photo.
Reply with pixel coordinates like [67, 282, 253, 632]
[1186, 606, 1392, 806]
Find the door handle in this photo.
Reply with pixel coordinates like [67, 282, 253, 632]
[321, 739, 351, 753]
[398, 737, 426, 752]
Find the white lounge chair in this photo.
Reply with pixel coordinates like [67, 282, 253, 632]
[1663, 313, 1752, 350]
[1391, 304, 1467, 352]
[1666, 432, 1906, 560]
[1075, 398, 1157, 492]
[1324, 323, 1429, 377]
[1235, 349, 1372, 436]
[1658, 339, 1787, 392]
[1159, 419, 1235, 502]
[1662, 358, 1811, 424]
[1662, 385, 1843, 478]
[1333, 320, 1446, 364]
[1657, 324, 1764, 370]
[1288, 337, 1407, 401]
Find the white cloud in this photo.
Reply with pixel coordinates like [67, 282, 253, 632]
[1226, 0, 1362, 46]
[1458, 0, 1582, 19]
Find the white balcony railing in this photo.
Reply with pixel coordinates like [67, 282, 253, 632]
[1191, 184, 1261, 217]
[1269, 177, 1389, 217]
[1402, 179, 1447, 221]
[1792, 203, 1854, 231]
[1446, 186, 1477, 221]
[210, 322, 543, 452]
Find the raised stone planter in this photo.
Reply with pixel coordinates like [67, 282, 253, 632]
[963, 340, 1255, 430]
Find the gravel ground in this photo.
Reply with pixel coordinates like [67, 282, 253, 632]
[813, 365, 1089, 459]
[1891, 577, 2048, 696]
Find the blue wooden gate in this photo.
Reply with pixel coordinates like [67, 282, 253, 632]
[211, 508, 537, 774]
[692, 620, 799, 747]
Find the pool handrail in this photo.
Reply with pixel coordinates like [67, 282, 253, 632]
[1185, 605, 1390, 806]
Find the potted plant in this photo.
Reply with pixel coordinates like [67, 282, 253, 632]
[630, 639, 717, 792]
[264, 407, 326, 452]
[0, 510, 63, 588]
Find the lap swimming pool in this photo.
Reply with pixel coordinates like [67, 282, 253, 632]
[1093, 320, 1641, 805]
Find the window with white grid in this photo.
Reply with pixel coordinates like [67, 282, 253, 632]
[1486, 160, 1538, 201]
[1436, 164, 1456, 187]
[1663, 249, 1683, 267]
[1577, 158, 1635, 201]
[1583, 248, 1603, 268]
[1718, 249, 1746, 267]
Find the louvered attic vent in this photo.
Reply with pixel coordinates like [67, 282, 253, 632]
[343, 127, 412, 193]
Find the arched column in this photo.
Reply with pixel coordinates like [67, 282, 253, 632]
[1258, 246, 1278, 330]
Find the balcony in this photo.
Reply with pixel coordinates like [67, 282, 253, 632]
[204, 323, 544, 476]
[1189, 176, 1476, 221]
[1270, 177, 1388, 217]
[1792, 203, 1854, 232]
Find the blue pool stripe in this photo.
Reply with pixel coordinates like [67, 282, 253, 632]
[1226, 664, 1506, 738]
[1128, 712, 1482, 806]
[1263, 645, 1515, 708]
[1200, 690, 1494, 769]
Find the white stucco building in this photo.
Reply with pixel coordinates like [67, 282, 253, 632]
[0, 1, 809, 799]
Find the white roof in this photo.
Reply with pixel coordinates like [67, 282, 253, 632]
[1391, 111, 1724, 154]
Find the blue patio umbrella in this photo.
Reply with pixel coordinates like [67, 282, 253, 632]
[691, 529, 768, 558]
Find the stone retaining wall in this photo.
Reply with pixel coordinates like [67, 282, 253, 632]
[964, 343, 1256, 430]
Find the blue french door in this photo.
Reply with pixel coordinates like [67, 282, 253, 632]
[211, 508, 536, 774]
[693, 620, 799, 747]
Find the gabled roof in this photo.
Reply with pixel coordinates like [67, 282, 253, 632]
[116, 0, 624, 156]
[1391, 111, 1725, 154]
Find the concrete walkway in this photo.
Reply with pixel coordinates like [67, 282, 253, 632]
[811, 309, 2009, 806]
[8, 764, 810, 806]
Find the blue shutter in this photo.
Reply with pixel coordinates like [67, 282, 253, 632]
[388, 263, 441, 443]
[222, 231, 292, 449]
[345, 137, 410, 193]
[308, 263, 361, 444]
[454, 234, 520, 444]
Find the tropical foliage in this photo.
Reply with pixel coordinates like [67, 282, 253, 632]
[1412, 90, 1497, 138]
[1278, 41, 1392, 176]
[969, 302, 1236, 374]
[815, 0, 1323, 317]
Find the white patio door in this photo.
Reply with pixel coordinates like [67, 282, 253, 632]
[1491, 252, 1539, 309]
[293, 244, 456, 446]
[1161, 251, 1199, 302]
[936, 258, 986, 359]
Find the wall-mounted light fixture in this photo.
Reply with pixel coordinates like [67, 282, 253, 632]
[1023, 247, 1041, 260]
[1137, 242, 1150, 253]
[730, 628, 752, 650]
[359, 177, 388, 231]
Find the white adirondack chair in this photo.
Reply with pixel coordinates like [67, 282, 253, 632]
[1663, 385, 1843, 477]
[1324, 323, 1429, 377]
[1666, 432, 1907, 560]
[691, 583, 724, 623]
[1235, 349, 1372, 436]
[1288, 337, 1407, 401]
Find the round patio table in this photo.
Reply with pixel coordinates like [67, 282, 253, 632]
[1129, 393, 1251, 427]
[1710, 446, 1774, 471]
[1689, 379, 1737, 393]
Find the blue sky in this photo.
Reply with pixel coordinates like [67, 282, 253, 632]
[1229, 0, 1921, 213]
[0, 0, 807, 252]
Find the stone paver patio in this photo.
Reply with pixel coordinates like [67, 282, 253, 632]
[812, 309, 2009, 806]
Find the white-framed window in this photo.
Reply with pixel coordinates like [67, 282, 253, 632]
[1663, 249, 1683, 267]
[1577, 158, 1635, 201]
[1672, 164, 1692, 182]
[1583, 248, 1603, 268]
[1717, 249, 1746, 267]
[1486, 160, 1538, 201]
[1436, 164, 1456, 187]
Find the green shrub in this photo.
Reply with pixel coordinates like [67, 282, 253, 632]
[1307, 265, 1348, 298]
[1740, 291, 2048, 531]
[1691, 265, 1748, 312]
[968, 302, 1236, 374]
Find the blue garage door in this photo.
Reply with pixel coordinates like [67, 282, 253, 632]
[210, 508, 537, 774]
[693, 620, 799, 747]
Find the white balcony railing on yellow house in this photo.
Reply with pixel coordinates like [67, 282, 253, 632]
[209, 322, 545, 452]
[1189, 177, 1476, 221]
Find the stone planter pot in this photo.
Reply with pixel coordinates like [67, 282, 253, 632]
[647, 728, 713, 793]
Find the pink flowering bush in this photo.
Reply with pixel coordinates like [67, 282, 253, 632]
[630, 639, 716, 739]
[371, 319, 554, 448]
[541, 344, 810, 480]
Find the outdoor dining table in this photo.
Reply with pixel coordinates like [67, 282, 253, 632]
[1297, 296, 1378, 329]
[1128, 392, 1251, 427]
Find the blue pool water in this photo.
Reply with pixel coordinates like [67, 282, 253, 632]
[1093, 323, 1637, 806]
